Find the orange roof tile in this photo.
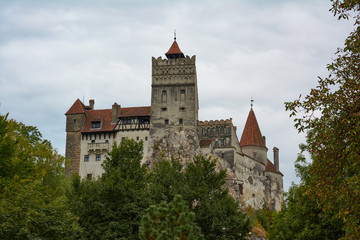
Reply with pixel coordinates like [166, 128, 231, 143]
[120, 106, 151, 117]
[65, 99, 85, 115]
[82, 109, 115, 132]
[165, 40, 185, 59]
[240, 108, 266, 148]
[265, 159, 283, 176]
[81, 106, 151, 133]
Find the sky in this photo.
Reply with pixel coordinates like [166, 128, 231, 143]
[0, 0, 354, 191]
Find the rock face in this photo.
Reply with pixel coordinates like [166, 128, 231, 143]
[147, 129, 201, 167]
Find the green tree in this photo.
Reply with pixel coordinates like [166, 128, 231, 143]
[0, 113, 80, 239]
[139, 194, 204, 240]
[269, 149, 344, 240]
[285, 1, 360, 238]
[148, 157, 250, 240]
[68, 139, 150, 240]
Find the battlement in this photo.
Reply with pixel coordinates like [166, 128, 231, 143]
[152, 55, 196, 66]
[198, 118, 233, 126]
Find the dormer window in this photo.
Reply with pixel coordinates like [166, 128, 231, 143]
[91, 121, 101, 129]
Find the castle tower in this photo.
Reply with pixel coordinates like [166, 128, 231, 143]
[65, 99, 86, 176]
[240, 107, 268, 166]
[149, 38, 199, 143]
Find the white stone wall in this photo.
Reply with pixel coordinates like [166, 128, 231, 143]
[79, 130, 150, 179]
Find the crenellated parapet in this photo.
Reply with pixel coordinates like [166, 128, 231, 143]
[198, 118, 233, 126]
[152, 55, 196, 66]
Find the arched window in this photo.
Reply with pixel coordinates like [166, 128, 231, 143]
[180, 89, 186, 102]
[202, 128, 206, 136]
[162, 90, 167, 103]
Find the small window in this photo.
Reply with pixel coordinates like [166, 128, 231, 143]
[92, 140, 95, 143]
[180, 89, 186, 94]
[162, 90, 167, 103]
[165, 119, 169, 124]
[105, 140, 109, 143]
[136, 136, 139, 141]
[123, 119, 131, 124]
[122, 137, 125, 141]
[179, 119, 183, 124]
[145, 136, 148, 141]
[87, 174, 92, 180]
[91, 121, 101, 129]
[96, 154, 101, 161]
[84, 155, 89, 162]
[73, 119, 77, 126]
[161, 108, 167, 111]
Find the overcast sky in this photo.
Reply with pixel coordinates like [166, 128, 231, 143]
[0, 0, 354, 191]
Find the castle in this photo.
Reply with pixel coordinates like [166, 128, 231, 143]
[65, 38, 283, 211]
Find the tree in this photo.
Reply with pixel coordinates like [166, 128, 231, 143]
[0, 113, 80, 239]
[139, 194, 204, 240]
[285, 1, 360, 238]
[68, 139, 150, 240]
[148, 157, 250, 240]
[269, 149, 344, 240]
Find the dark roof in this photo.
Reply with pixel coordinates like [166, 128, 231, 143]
[65, 99, 85, 115]
[265, 159, 283, 176]
[240, 108, 266, 148]
[165, 40, 185, 59]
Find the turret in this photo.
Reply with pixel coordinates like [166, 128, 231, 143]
[65, 98, 86, 176]
[240, 107, 268, 165]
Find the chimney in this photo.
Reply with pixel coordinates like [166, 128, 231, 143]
[89, 99, 95, 110]
[112, 102, 121, 123]
[273, 147, 279, 171]
[262, 136, 266, 146]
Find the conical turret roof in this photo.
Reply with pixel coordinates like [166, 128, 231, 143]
[65, 98, 85, 115]
[165, 39, 185, 59]
[240, 108, 266, 148]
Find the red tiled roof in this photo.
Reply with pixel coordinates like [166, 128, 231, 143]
[166, 40, 183, 55]
[65, 99, 85, 115]
[265, 159, 283, 176]
[120, 106, 151, 117]
[82, 109, 115, 133]
[81, 106, 151, 133]
[240, 108, 266, 148]
[165, 40, 185, 59]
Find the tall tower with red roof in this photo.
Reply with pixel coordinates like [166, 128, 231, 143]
[149, 37, 199, 143]
[65, 98, 87, 176]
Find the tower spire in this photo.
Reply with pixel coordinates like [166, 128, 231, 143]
[174, 29, 176, 41]
[251, 97, 254, 109]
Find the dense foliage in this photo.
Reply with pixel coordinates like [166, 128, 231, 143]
[139, 195, 204, 240]
[269, 148, 344, 240]
[148, 157, 250, 240]
[284, 1, 360, 238]
[67, 140, 150, 240]
[0, 114, 80, 239]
